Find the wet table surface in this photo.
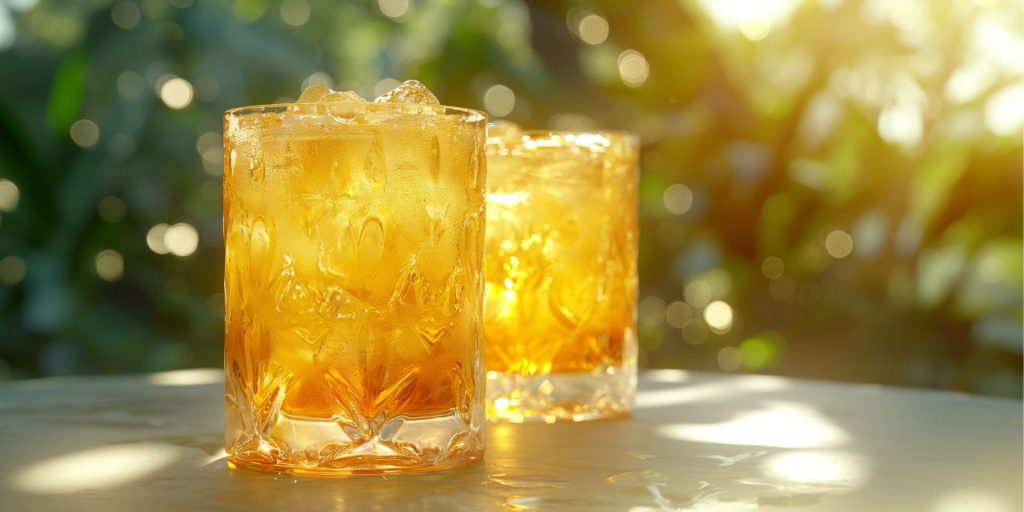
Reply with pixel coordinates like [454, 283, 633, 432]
[0, 369, 1020, 512]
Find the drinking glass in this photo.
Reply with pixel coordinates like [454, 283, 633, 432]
[223, 86, 487, 474]
[484, 128, 639, 422]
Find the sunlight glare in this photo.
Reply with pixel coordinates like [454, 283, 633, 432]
[645, 369, 691, 383]
[147, 368, 222, 386]
[932, 488, 1013, 512]
[763, 450, 865, 485]
[9, 443, 183, 494]
[655, 401, 849, 448]
[636, 375, 788, 409]
[984, 84, 1024, 136]
[877, 101, 923, 147]
[696, 0, 800, 37]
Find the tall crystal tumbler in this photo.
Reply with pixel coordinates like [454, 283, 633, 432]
[223, 87, 487, 474]
[484, 128, 639, 422]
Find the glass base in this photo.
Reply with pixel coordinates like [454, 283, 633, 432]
[226, 411, 484, 476]
[485, 363, 636, 423]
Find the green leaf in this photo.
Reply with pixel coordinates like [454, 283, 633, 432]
[46, 50, 87, 134]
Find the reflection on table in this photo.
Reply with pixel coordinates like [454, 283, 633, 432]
[0, 369, 1020, 511]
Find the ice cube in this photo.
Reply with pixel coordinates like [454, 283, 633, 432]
[296, 85, 367, 103]
[323, 90, 367, 103]
[373, 80, 440, 105]
[297, 85, 330, 103]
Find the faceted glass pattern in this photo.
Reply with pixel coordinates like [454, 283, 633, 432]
[223, 91, 487, 474]
[484, 128, 640, 422]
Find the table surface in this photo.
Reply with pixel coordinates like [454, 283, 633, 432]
[0, 369, 1020, 512]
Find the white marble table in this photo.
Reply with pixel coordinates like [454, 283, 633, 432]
[0, 369, 1020, 511]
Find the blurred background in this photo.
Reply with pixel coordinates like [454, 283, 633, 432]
[0, 0, 1020, 396]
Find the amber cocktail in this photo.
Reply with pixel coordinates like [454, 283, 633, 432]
[485, 126, 639, 422]
[223, 82, 487, 474]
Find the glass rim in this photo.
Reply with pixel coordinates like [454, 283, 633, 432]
[224, 101, 488, 122]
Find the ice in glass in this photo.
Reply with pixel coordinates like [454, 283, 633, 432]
[484, 124, 639, 422]
[223, 81, 487, 474]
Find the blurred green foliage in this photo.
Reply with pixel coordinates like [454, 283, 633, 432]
[0, 0, 1020, 396]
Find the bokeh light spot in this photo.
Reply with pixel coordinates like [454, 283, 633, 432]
[684, 280, 712, 308]
[681, 319, 709, 345]
[577, 13, 609, 45]
[638, 295, 667, 328]
[877, 102, 923, 147]
[146, 224, 170, 254]
[164, 223, 199, 257]
[197, 132, 224, 175]
[301, 72, 333, 91]
[0, 255, 26, 285]
[159, 77, 193, 109]
[373, 78, 401, 98]
[0, 178, 19, 212]
[984, 83, 1024, 136]
[740, 332, 785, 369]
[665, 301, 692, 328]
[279, 0, 310, 27]
[233, 0, 267, 22]
[484, 84, 516, 117]
[617, 49, 649, 87]
[761, 256, 784, 279]
[111, 1, 141, 30]
[944, 62, 997, 105]
[70, 119, 100, 148]
[662, 184, 693, 215]
[94, 250, 124, 282]
[377, 0, 410, 19]
[717, 346, 742, 371]
[825, 230, 854, 259]
[704, 300, 734, 333]
[196, 132, 222, 155]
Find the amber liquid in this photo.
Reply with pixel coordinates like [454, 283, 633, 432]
[484, 132, 639, 422]
[223, 104, 486, 473]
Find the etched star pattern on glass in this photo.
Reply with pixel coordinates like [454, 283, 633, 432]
[484, 126, 640, 423]
[223, 81, 487, 474]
